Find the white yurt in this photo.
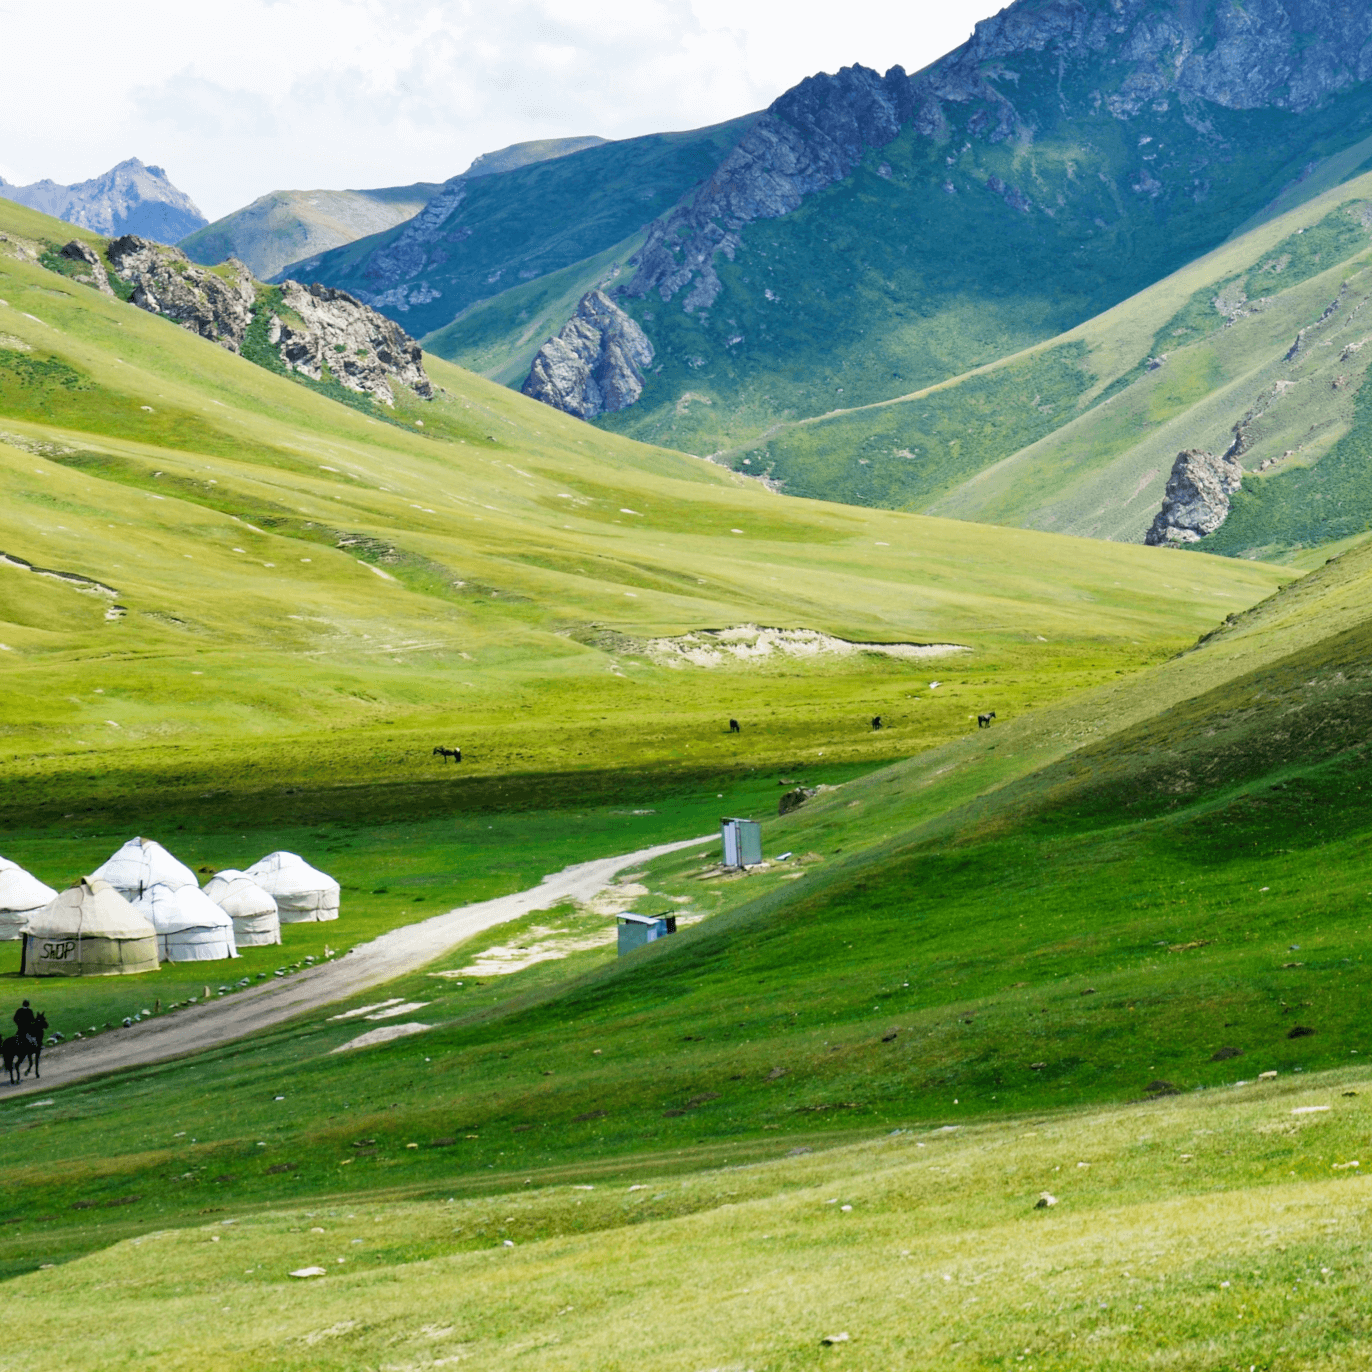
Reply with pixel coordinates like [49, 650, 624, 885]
[90, 836, 197, 902]
[243, 852, 340, 923]
[135, 882, 238, 962]
[0, 856, 58, 941]
[23, 879, 159, 977]
[202, 869, 281, 947]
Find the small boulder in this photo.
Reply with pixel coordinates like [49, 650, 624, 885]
[779, 786, 818, 816]
[1035, 1192, 1057, 1209]
[59, 240, 115, 296]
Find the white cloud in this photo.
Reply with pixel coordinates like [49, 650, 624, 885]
[2, 0, 1001, 220]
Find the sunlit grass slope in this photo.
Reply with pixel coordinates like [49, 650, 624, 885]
[719, 168, 1372, 556]
[6, 1071, 1372, 1370]
[0, 197, 1282, 823]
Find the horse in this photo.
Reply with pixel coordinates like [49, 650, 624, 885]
[1, 1032, 20, 1085]
[21, 1013, 46, 1080]
[871, 715, 883, 731]
[729, 719, 740, 734]
[4, 1012, 46, 1084]
[978, 712, 996, 729]
[433, 746, 462, 763]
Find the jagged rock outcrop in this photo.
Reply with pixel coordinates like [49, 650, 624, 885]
[627, 65, 909, 313]
[269, 281, 432, 405]
[1145, 448, 1244, 544]
[0, 159, 205, 243]
[59, 240, 114, 297]
[104, 236, 431, 404]
[522, 290, 653, 418]
[107, 236, 257, 352]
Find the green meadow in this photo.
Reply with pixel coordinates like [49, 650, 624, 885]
[4, 195, 1372, 1368]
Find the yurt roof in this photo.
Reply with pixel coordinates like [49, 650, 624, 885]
[203, 870, 277, 918]
[26, 880, 157, 941]
[0, 856, 57, 913]
[90, 837, 197, 892]
[245, 851, 340, 895]
[135, 882, 234, 934]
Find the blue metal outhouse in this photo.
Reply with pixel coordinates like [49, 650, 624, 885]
[721, 817, 763, 869]
[617, 912, 678, 955]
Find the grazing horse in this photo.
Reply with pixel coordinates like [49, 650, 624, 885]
[978, 712, 996, 729]
[433, 746, 462, 764]
[871, 715, 883, 731]
[729, 719, 740, 734]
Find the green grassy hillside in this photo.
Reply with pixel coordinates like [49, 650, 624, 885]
[179, 183, 442, 282]
[423, 229, 649, 388]
[0, 456, 1369, 1363]
[6, 180, 1372, 1367]
[702, 169, 1372, 560]
[0, 194, 1281, 828]
[8, 1076, 1372, 1370]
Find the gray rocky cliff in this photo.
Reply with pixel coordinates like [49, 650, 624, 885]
[522, 290, 653, 419]
[269, 281, 432, 405]
[1145, 448, 1245, 544]
[0, 159, 205, 244]
[104, 236, 431, 404]
[627, 65, 908, 312]
[108, 236, 256, 351]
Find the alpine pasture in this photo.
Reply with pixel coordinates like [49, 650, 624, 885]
[4, 194, 1372, 1369]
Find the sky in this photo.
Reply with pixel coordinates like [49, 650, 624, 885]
[0, 0, 1005, 222]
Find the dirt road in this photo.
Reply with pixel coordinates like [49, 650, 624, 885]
[8, 834, 713, 1098]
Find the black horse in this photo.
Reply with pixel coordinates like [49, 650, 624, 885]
[729, 719, 740, 734]
[978, 712, 996, 729]
[433, 746, 462, 763]
[871, 715, 883, 730]
[3, 1012, 46, 1084]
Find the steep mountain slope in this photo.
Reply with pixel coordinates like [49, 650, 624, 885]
[0, 158, 205, 242]
[298, 117, 758, 325]
[396, 0, 1372, 501]
[179, 183, 442, 282]
[0, 195, 1281, 821]
[719, 170, 1372, 556]
[180, 140, 608, 283]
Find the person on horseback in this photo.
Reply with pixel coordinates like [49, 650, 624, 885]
[13, 1001, 34, 1039]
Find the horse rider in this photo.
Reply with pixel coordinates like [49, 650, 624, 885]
[12, 1001, 34, 1041]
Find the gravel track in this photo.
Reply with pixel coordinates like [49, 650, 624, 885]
[5, 834, 712, 1097]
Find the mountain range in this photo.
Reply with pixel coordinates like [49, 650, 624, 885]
[179, 137, 609, 283]
[14, 0, 1372, 564]
[203, 0, 1367, 559]
[0, 157, 205, 241]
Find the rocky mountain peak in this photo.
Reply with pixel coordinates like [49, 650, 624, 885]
[0, 159, 206, 244]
